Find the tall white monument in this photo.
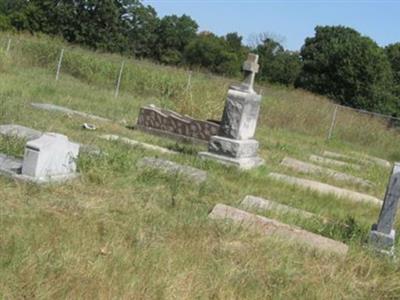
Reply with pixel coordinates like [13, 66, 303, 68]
[199, 53, 264, 170]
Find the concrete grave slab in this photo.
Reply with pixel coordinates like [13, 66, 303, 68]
[241, 195, 316, 219]
[309, 155, 361, 170]
[324, 150, 391, 168]
[0, 124, 42, 140]
[100, 134, 178, 155]
[209, 204, 348, 256]
[31, 103, 110, 122]
[281, 157, 372, 187]
[268, 172, 381, 206]
[137, 157, 207, 184]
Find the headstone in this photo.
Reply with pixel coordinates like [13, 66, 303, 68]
[136, 105, 220, 143]
[209, 204, 348, 256]
[0, 133, 80, 183]
[309, 155, 361, 170]
[369, 163, 400, 255]
[100, 134, 178, 155]
[241, 195, 316, 219]
[268, 172, 381, 206]
[137, 157, 207, 184]
[281, 157, 372, 187]
[199, 54, 264, 170]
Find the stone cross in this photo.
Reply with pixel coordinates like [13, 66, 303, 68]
[369, 162, 400, 255]
[234, 53, 259, 94]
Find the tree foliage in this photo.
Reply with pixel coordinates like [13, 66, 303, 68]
[255, 36, 302, 85]
[296, 26, 397, 114]
[1, 2, 399, 115]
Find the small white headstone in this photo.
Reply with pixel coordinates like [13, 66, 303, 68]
[21, 133, 80, 180]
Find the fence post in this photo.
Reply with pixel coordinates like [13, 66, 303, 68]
[55, 49, 64, 81]
[115, 61, 125, 98]
[6, 38, 11, 53]
[327, 105, 338, 140]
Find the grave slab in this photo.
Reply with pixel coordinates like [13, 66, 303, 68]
[137, 157, 207, 184]
[369, 163, 400, 255]
[281, 157, 372, 187]
[100, 134, 178, 155]
[324, 150, 391, 169]
[209, 204, 348, 256]
[268, 172, 381, 206]
[309, 155, 361, 170]
[0, 124, 42, 140]
[31, 103, 110, 122]
[241, 195, 316, 219]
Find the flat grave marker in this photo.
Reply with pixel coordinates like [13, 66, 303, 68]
[281, 157, 372, 187]
[268, 172, 381, 206]
[209, 204, 348, 256]
[137, 157, 207, 184]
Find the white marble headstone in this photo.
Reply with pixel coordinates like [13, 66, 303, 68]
[21, 133, 80, 179]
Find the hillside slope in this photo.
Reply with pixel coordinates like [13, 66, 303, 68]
[0, 33, 399, 299]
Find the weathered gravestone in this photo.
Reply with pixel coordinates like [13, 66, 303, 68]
[0, 133, 80, 183]
[199, 54, 264, 170]
[209, 203, 348, 256]
[135, 105, 220, 144]
[369, 163, 400, 255]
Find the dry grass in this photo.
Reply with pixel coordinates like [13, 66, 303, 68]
[0, 32, 399, 299]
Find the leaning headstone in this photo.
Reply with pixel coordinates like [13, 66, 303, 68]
[268, 172, 381, 206]
[241, 195, 316, 219]
[31, 103, 110, 122]
[199, 54, 264, 170]
[281, 157, 372, 187]
[369, 163, 400, 256]
[0, 133, 80, 183]
[209, 204, 348, 256]
[0, 124, 42, 140]
[137, 157, 207, 184]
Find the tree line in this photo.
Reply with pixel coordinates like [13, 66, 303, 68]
[0, 0, 399, 116]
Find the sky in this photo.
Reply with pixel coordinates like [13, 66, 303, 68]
[143, 0, 400, 51]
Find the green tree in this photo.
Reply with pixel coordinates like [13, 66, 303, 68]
[154, 14, 198, 64]
[296, 26, 397, 114]
[255, 37, 302, 85]
[124, 2, 159, 58]
[184, 32, 242, 76]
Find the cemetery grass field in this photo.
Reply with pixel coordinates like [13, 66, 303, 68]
[1, 33, 400, 299]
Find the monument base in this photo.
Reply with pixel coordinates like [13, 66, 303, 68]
[369, 224, 395, 256]
[209, 136, 259, 158]
[198, 151, 264, 170]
